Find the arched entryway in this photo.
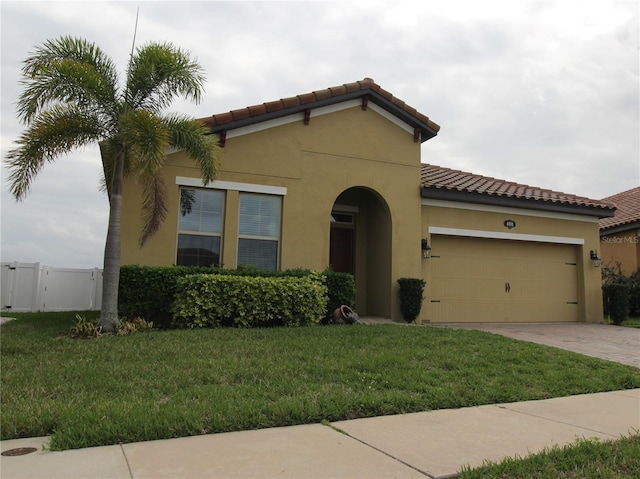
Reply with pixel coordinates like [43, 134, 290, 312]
[330, 187, 392, 318]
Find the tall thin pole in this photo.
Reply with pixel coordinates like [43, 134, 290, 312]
[130, 6, 139, 62]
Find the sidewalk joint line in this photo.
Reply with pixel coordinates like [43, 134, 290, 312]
[495, 405, 621, 438]
[120, 443, 134, 479]
[322, 422, 434, 478]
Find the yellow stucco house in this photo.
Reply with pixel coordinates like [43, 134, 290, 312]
[600, 187, 640, 275]
[118, 78, 614, 323]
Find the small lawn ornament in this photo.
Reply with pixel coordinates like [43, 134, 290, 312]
[332, 305, 363, 325]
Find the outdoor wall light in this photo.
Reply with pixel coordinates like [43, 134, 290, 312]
[421, 239, 431, 259]
[590, 250, 601, 268]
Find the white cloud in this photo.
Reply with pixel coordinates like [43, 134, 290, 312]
[1, 0, 638, 268]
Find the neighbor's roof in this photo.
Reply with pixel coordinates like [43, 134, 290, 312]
[421, 164, 616, 218]
[599, 186, 640, 232]
[199, 78, 440, 143]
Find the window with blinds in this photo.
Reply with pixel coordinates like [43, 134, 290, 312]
[238, 193, 281, 270]
[176, 188, 224, 267]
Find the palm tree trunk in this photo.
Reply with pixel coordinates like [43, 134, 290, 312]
[100, 148, 125, 332]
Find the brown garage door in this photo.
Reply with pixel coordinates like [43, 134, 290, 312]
[429, 236, 579, 323]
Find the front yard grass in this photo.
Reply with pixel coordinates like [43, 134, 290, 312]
[621, 317, 640, 328]
[603, 316, 640, 328]
[2, 311, 639, 451]
[458, 434, 640, 478]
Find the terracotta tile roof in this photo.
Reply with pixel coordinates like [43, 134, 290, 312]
[421, 164, 615, 217]
[599, 186, 640, 231]
[199, 78, 440, 142]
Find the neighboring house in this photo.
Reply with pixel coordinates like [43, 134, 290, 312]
[600, 187, 640, 275]
[117, 78, 614, 323]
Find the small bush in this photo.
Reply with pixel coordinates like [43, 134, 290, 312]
[69, 314, 101, 338]
[397, 277, 426, 323]
[323, 268, 356, 323]
[116, 317, 154, 335]
[628, 268, 640, 317]
[70, 315, 154, 338]
[172, 273, 328, 328]
[602, 263, 630, 325]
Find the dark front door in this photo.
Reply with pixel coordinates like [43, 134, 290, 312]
[330, 227, 354, 274]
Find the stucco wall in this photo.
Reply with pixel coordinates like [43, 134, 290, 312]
[600, 229, 640, 275]
[119, 105, 424, 321]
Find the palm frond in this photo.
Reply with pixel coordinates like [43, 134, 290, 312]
[117, 110, 171, 245]
[17, 36, 118, 124]
[125, 42, 205, 113]
[119, 110, 170, 176]
[6, 105, 104, 200]
[138, 171, 168, 247]
[164, 114, 221, 184]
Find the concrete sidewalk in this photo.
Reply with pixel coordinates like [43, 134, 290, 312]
[2, 389, 639, 479]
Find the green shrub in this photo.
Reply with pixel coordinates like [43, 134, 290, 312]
[397, 277, 426, 323]
[628, 268, 640, 317]
[323, 268, 356, 323]
[119, 265, 219, 328]
[69, 314, 101, 338]
[120, 265, 352, 328]
[171, 273, 328, 328]
[116, 317, 154, 335]
[602, 263, 630, 325]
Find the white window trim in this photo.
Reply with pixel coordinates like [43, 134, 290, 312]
[428, 226, 585, 245]
[176, 176, 287, 196]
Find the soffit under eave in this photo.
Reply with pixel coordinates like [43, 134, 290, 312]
[600, 220, 640, 236]
[421, 187, 616, 219]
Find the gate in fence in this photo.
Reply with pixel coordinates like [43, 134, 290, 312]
[1, 262, 103, 312]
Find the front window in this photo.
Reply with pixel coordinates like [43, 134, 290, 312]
[176, 188, 224, 266]
[238, 193, 281, 270]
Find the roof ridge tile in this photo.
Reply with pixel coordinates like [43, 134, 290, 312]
[199, 77, 441, 138]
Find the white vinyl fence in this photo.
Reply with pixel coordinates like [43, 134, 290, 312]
[1, 262, 103, 313]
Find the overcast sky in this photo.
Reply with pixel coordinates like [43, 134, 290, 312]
[1, 0, 638, 269]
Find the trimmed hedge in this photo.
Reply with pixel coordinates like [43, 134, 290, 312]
[171, 273, 328, 328]
[118, 265, 354, 328]
[118, 265, 218, 329]
[397, 277, 426, 323]
[601, 264, 640, 324]
[323, 268, 356, 323]
[603, 281, 630, 325]
[629, 269, 640, 317]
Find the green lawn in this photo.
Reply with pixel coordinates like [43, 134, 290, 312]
[459, 435, 640, 478]
[2, 311, 639, 451]
[603, 316, 640, 328]
[621, 317, 640, 328]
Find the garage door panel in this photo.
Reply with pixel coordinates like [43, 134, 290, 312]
[433, 277, 505, 301]
[429, 236, 578, 323]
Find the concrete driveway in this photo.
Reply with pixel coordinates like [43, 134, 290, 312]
[437, 322, 640, 369]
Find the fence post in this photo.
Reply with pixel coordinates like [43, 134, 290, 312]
[1, 262, 18, 310]
[34, 262, 45, 312]
[95, 268, 103, 311]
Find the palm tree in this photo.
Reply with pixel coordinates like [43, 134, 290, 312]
[6, 36, 220, 332]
